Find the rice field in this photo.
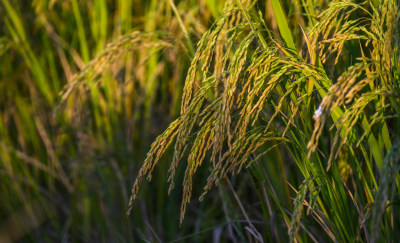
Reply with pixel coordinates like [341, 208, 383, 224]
[1, 0, 399, 242]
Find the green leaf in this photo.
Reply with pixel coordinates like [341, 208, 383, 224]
[270, 0, 296, 50]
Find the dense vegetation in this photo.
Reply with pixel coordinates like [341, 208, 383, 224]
[1, 0, 399, 242]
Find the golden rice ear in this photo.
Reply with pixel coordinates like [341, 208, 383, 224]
[307, 0, 399, 171]
[58, 32, 172, 109]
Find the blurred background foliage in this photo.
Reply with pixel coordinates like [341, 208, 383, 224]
[0, 0, 225, 241]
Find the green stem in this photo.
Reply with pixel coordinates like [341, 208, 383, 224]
[168, 0, 195, 57]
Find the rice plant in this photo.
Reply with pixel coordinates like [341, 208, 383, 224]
[1, 0, 399, 242]
[128, 0, 400, 242]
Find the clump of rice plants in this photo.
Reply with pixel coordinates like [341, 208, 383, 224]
[128, 0, 400, 242]
[1, 0, 400, 241]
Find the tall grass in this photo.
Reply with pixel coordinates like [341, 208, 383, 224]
[128, 0, 400, 242]
[1, 0, 399, 242]
[0, 0, 227, 241]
